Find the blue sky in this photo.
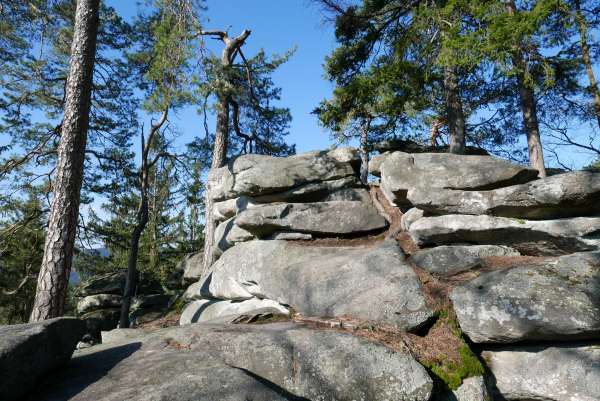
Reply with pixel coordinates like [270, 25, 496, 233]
[107, 0, 338, 153]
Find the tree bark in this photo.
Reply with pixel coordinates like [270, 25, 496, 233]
[359, 119, 370, 185]
[443, 65, 466, 154]
[574, 0, 600, 129]
[29, 0, 100, 321]
[507, 0, 547, 178]
[201, 29, 251, 275]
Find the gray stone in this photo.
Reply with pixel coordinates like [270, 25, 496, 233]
[213, 196, 258, 222]
[208, 148, 359, 201]
[214, 217, 255, 256]
[483, 344, 600, 401]
[76, 294, 122, 314]
[267, 231, 313, 240]
[321, 186, 372, 202]
[409, 171, 600, 219]
[410, 245, 520, 276]
[179, 298, 289, 325]
[401, 207, 425, 232]
[408, 214, 600, 255]
[435, 376, 490, 401]
[101, 328, 141, 344]
[199, 240, 434, 331]
[30, 322, 433, 401]
[252, 176, 361, 203]
[235, 200, 387, 238]
[451, 252, 600, 343]
[74, 271, 126, 296]
[372, 152, 538, 207]
[0, 317, 84, 401]
[177, 252, 203, 283]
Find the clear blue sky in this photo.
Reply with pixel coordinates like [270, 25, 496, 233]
[107, 0, 338, 153]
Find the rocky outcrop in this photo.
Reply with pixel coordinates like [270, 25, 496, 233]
[235, 199, 387, 237]
[483, 344, 600, 401]
[0, 317, 84, 401]
[177, 251, 204, 283]
[451, 252, 600, 343]
[369, 152, 538, 207]
[409, 171, 600, 219]
[189, 239, 433, 331]
[214, 217, 255, 256]
[410, 245, 520, 277]
[407, 214, 600, 255]
[30, 323, 433, 401]
[208, 148, 359, 201]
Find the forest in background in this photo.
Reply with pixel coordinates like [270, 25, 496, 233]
[1, 0, 599, 324]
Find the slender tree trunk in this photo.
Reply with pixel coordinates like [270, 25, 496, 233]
[201, 29, 251, 275]
[119, 196, 148, 328]
[443, 65, 466, 154]
[574, 0, 600, 129]
[507, 0, 547, 178]
[359, 119, 370, 185]
[30, 0, 100, 321]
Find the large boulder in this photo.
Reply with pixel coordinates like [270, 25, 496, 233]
[451, 252, 600, 343]
[235, 199, 388, 238]
[29, 323, 433, 401]
[76, 294, 122, 315]
[409, 171, 600, 219]
[208, 148, 359, 201]
[408, 214, 600, 255]
[410, 245, 520, 277]
[483, 344, 600, 401]
[0, 317, 84, 401]
[370, 152, 538, 207]
[195, 240, 434, 331]
[214, 217, 255, 255]
[180, 298, 289, 324]
[177, 251, 203, 283]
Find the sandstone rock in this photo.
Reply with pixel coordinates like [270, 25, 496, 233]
[409, 171, 600, 219]
[208, 148, 359, 201]
[199, 240, 434, 331]
[235, 200, 387, 238]
[408, 214, 600, 255]
[177, 252, 203, 283]
[410, 245, 520, 277]
[30, 323, 433, 401]
[179, 298, 289, 324]
[0, 317, 84, 401]
[214, 217, 255, 256]
[371, 152, 538, 207]
[435, 376, 490, 401]
[76, 294, 122, 315]
[483, 344, 600, 401]
[451, 252, 600, 343]
[267, 232, 312, 240]
[252, 176, 361, 203]
[401, 207, 425, 232]
[321, 186, 372, 202]
[74, 271, 126, 296]
[213, 196, 257, 222]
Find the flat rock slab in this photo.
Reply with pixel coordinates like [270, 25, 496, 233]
[410, 245, 520, 277]
[370, 152, 537, 207]
[409, 171, 600, 219]
[451, 252, 600, 343]
[408, 214, 600, 255]
[235, 199, 387, 237]
[208, 148, 359, 201]
[196, 240, 433, 331]
[77, 294, 122, 315]
[0, 317, 84, 401]
[180, 298, 289, 325]
[28, 323, 433, 401]
[483, 343, 600, 401]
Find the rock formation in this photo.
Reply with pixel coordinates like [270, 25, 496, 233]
[5, 146, 600, 400]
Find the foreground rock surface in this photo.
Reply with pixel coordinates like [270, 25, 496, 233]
[180, 298, 289, 324]
[197, 240, 433, 331]
[0, 317, 84, 401]
[409, 171, 600, 219]
[408, 214, 600, 255]
[370, 152, 537, 207]
[451, 252, 600, 343]
[483, 343, 600, 401]
[29, 322, 433, 401]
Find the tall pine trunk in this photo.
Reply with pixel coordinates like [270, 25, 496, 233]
[574, 0, 600, 129]
[201, 29, 251, 275]
[443, 65, 466, 154]
[30, 0, 100, 321]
